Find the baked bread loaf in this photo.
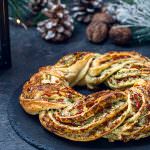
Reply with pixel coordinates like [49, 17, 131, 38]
[20, 51, 150, 142]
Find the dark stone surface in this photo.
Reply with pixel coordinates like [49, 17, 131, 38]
[1, 22, 150, 150]
[7, 87, 150, 150]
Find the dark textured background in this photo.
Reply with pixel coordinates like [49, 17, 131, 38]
[1, 22, 150, 150]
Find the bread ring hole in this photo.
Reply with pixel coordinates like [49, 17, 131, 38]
[73, 84, 108, 95]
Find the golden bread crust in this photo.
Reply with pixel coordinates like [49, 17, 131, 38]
[20, 51, 150, 142]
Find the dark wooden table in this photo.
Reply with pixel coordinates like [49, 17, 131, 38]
[0, 24, 150, 150]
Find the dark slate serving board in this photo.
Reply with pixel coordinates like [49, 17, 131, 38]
[8, 85, 150, 150]
[7, 38, 150, 150]
[7, 1, 150, 149]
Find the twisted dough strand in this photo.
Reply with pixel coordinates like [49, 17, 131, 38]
[20, 51, 150, 142]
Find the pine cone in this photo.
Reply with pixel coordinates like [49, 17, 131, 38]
[71, 0, 103, 23]
[29, 0, 48, 14]
[37, 3, 74, 42]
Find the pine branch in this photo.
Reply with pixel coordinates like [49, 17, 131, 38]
[8, 0, 30, 21]
[8, 0, 48, 26]
[107, 0, 150, 43]
[8, 0, 70, 26]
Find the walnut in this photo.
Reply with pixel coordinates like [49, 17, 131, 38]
[109, 26, 132, 46]
[86, 21, 108, 43]
[92, 12, 115, 25]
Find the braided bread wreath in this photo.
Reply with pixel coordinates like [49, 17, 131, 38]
[20, 51, 150, 142]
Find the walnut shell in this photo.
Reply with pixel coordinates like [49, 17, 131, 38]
[109, 26, 132, 46]
[86, 21, 108, 43]
[92, 12, 115, 25]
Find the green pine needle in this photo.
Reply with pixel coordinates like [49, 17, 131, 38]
[107, 0, 150, 43]
[8, 0, 47, 26]
[8, 0, 150, 43]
